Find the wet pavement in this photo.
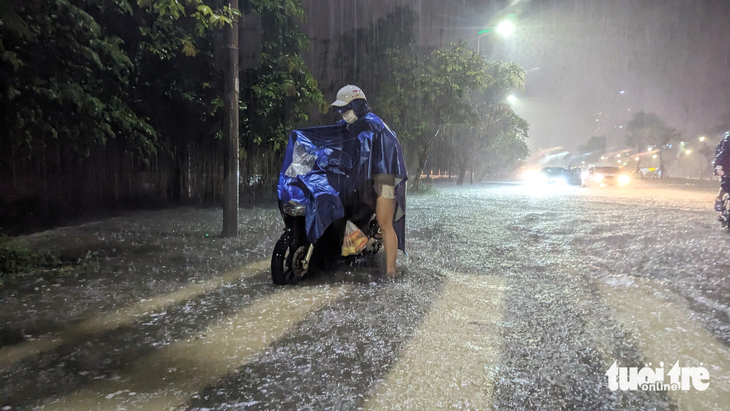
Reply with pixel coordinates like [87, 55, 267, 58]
[1, 181, 730, 409]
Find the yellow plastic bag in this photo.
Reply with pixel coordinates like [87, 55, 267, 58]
[342, 220, 368, 256]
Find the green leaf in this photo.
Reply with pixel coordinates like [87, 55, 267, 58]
[181, 38, 197, 56]
[197, 4, 212, 16]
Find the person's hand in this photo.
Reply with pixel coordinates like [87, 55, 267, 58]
[717, 166, 725, 177]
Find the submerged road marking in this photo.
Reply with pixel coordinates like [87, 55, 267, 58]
[0, 259, 269, 371]
[365, 272, 506, 410]
[43, 284, 346, 410]
[600, 276, 730, 409]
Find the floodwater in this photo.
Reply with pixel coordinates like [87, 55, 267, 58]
[1, 181, 730, 410]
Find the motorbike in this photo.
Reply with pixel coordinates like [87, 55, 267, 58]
[271, 116, 407, 285]
[271, 202, 382, 285]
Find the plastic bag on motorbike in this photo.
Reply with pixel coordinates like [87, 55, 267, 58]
[285, 140, 317, 178]
[342, 220, 368, 256]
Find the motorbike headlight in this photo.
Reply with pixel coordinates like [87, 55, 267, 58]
[619, 175, 630, 185]
[593, 173, 604, 182]
[282, 201, 306, 216]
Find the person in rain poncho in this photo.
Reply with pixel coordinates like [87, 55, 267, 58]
[714, 131, 730, 216]
[331, 85, 407, 277]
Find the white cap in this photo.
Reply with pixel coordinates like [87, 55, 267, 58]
[331, 85, 366, 107]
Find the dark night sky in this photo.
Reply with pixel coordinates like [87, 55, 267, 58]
[494, 0, 730, 152]
[301, 0, 730, 152]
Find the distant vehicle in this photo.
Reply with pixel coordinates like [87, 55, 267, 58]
[583, 165, 631, 186]
[564, 167, 582, 185]
[538, 167, 582, 185]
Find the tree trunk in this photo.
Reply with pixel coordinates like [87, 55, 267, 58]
[412, 126, 440, 191]
[98, 151, 104, 207]
[659, 150, 668, 179]
[456, 156, 469, 186]
[456, 142, 474, 186]
[43, 151, 49, 218]
[57, 142, 67, 214]
[10, 143, 17, 189]
[699, 157, 704, 180]
[469, 157, 474, 185]
[413, 150, 430, 191]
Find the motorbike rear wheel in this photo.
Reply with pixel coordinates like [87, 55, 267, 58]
[271, 231, 300, 285]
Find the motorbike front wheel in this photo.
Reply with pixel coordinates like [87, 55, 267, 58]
[271, 231, 302, 285]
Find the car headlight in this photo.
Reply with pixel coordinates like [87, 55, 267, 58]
[593, 173, 604, 182]
[522, 170, 546, 184]
[618, 175, 630, 185]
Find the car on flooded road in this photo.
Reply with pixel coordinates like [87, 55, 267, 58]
[583, 165, 631, 186]
[540, 167, 582, 185]
[522, 167, 581, 186]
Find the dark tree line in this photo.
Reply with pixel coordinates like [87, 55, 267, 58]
[0, 2, 530, 233]
[0, 0, 323, 232]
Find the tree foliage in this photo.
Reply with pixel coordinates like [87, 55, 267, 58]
[1, 0, 158, 159]
[577, 136, 606, 155]
[241, 0, 325, 152]
[423, 42, 492, 126]
[0, 0, 323, 163]
[379, 41, 494, 189]
[331, 6, 417, 103]
[625, 111, 676, 151]
[0, 0, 326, 229]
[477, 121, 530, 178]
[454, 61, 526, 185]
[379, 41, 529, 188]
[625, 111, 681, 178]
[713, 113, 730, 135]
[328, 10, 530, 188]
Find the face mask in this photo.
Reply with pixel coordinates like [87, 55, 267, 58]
[342, 110, 358, 124]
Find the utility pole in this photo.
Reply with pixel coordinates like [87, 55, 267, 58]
[221, 0, 240, 237]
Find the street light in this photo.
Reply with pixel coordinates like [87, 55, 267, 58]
[699, 136, 706, 142]
[496, 20, 516, 37]
[477, 19, 515, 54]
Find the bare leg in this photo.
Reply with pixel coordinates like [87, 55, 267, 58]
[376, 196, 397, 276]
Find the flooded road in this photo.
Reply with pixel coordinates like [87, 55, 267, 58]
[2, 181, 730, 410]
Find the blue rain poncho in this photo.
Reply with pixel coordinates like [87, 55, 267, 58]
[715, 132, 730, 170]
[277, 113, 408, 251]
